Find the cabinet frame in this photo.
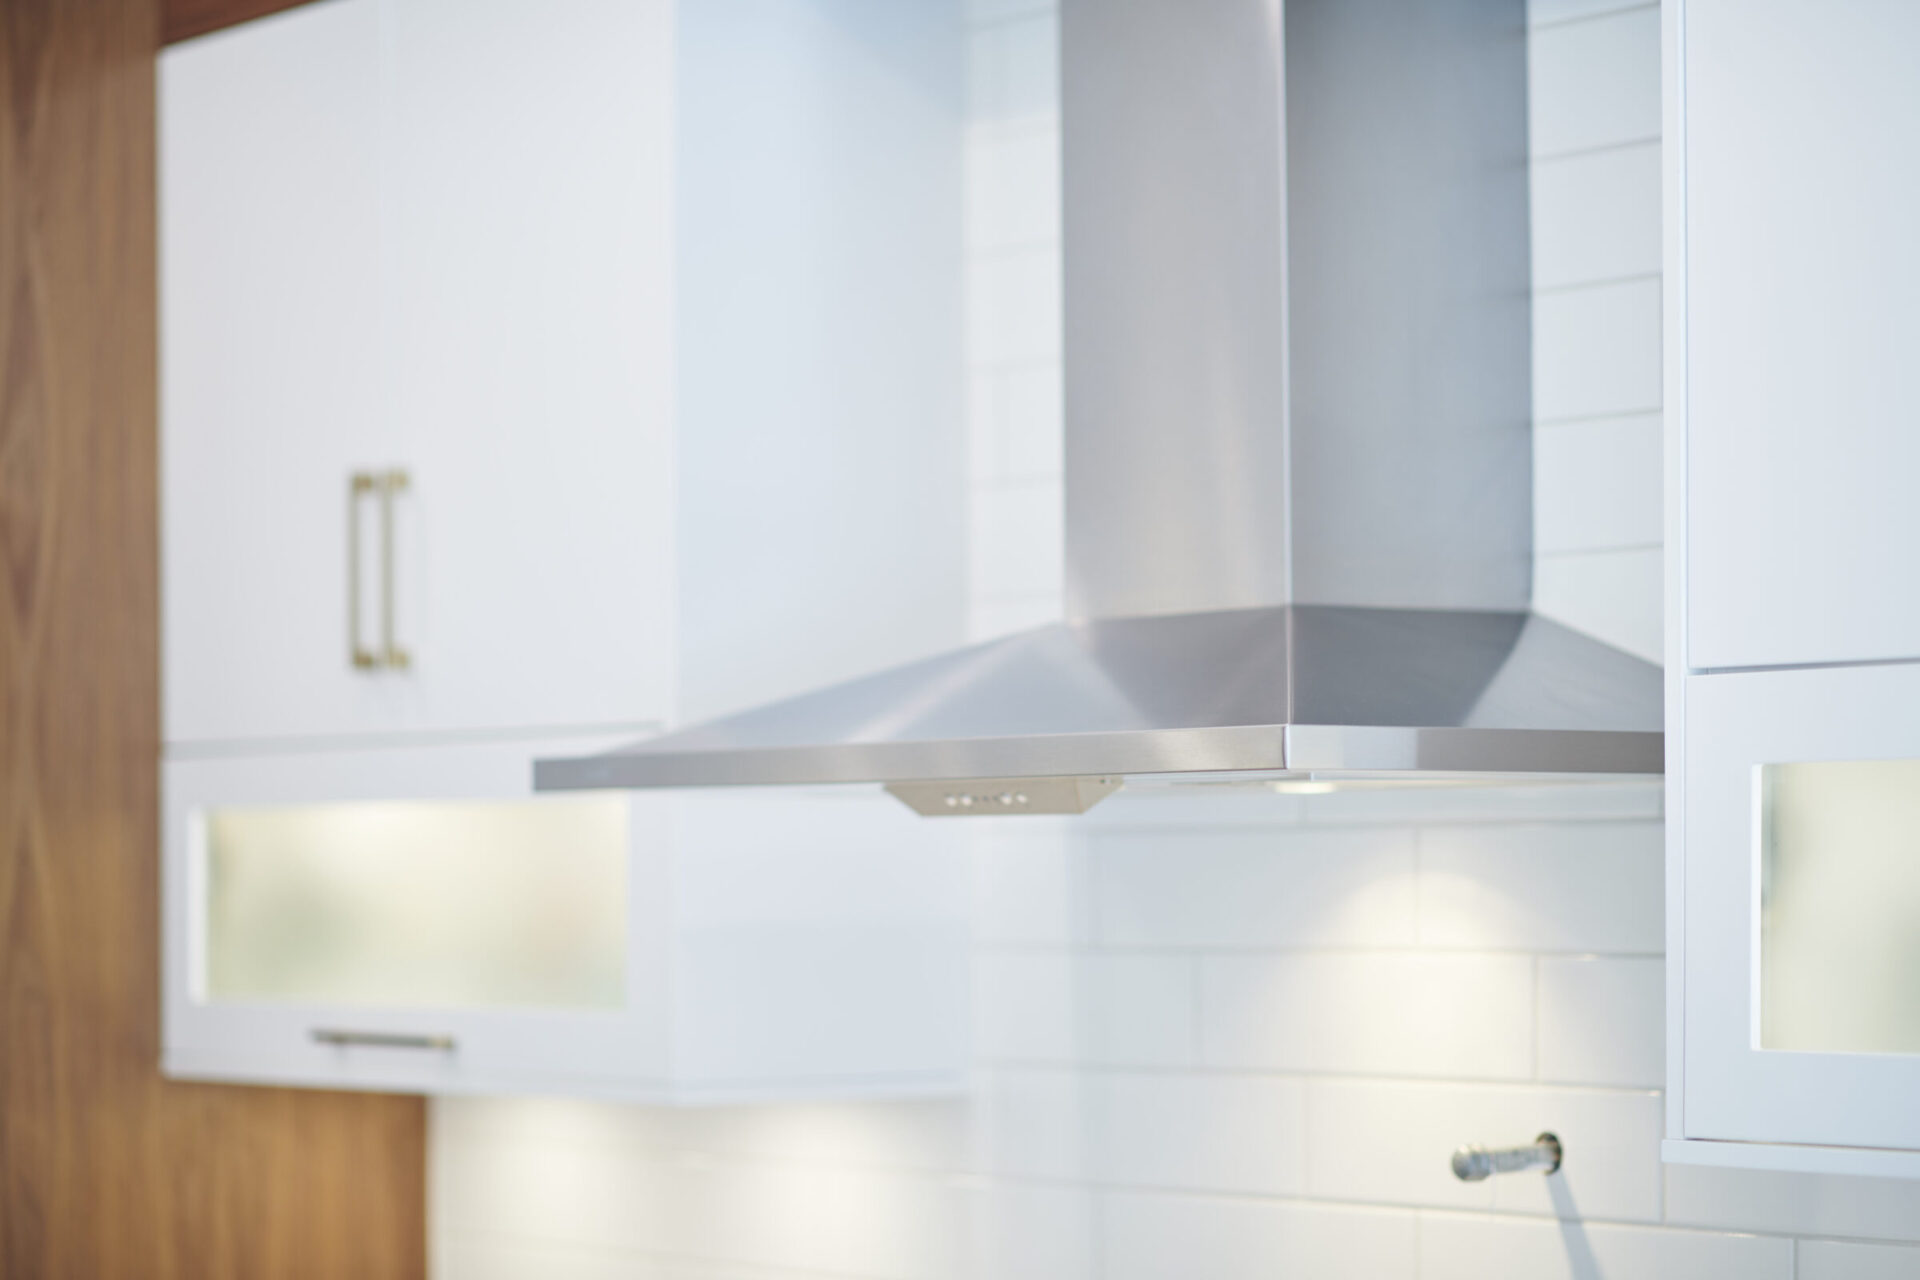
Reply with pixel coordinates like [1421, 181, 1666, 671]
[163, 736, 971, 1103]
[1663, 0, 1920, 1178]
[163, 735, 673, 1098]
[1676, 669, 1920, 1153]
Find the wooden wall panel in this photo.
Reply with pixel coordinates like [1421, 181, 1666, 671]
[0, 2, 427, 1277]
[164, 0, 320, 46]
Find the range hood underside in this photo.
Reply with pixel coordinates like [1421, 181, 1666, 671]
[534, 605, 1663, 792]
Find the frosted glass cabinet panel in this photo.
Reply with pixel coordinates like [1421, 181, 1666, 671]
[1679, 668, 1920, 1158]
[164, 736, 968, 1101]
[204, 798, 627, 1011]
[1760, 760, 1920, 1056]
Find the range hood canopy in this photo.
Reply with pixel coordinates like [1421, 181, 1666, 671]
[536, 0, 1663, 804]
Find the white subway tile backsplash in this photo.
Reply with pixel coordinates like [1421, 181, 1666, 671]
[975, 953, 1197, 1068]
[966, 0, 1054, 26]
[967, 369, 1004, 483]
[1418, 823, 1664, 954]
[668, 1103, 971, 1177]
[1093, 827, 1418, 949]
[1534, 545, 1664, 664]
[1529, 0, 1655, 29]
[974, 953, 1077, 1061]
[1535, 413, 1663, 553]
[666, 1161, 963, 1279]
[1537, 956, 1663, 1087]
[966, 127, 1059, 251]
[1101, 1193, 1418, 1280]
[1089, 1073, 1307, 1196]
[1531, 143, 1662, 288]
[966, 591, 1062, 642]
[966, 249, 1062, 366]
[997, 362, 1063, 480]
[434, 1133, 680, 1253]
[435, 1236, 673, 1280]
[1306, 1080, 1663, 1222]
[969, 481, 1063, 600]
[1798, 1240, 1920, 1280]
[1528, 6, 1661, 157]
[1664, 1164, 1920, 1246]
[1533, 277, 1662, 422]
[1076, 955, 1200, 1067]
[967, 1183, 1095, 1280]
[972, 1068, 1089, 1181]
[970, 825, 1084, 946]
[1419, 1213, 1792, 1280]
[966, 14, 1058, 125]
[1201, 954, 1534, 1080]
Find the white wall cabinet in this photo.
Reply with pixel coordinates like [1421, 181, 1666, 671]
[161, 0, 677, 747]
[159, 0, 967, 1100]
[1668, 0, 1920, 1177]
[164, 738, 968, 1101]
[1680, 0, 1920, 673]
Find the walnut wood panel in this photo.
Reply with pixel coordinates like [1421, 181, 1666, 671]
[163, 0, 320, 45]
[0, 2, 426, 1277]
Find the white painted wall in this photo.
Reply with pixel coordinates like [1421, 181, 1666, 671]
[430, 3, 1920, 1276]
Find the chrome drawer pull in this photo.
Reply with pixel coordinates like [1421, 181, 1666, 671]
[312, 1028, 455, 1052]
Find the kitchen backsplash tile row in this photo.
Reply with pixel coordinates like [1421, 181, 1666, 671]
[1526, 3, 1661, 158]
[1528, 3, 1664, 667]
[431, 2, 1920, 1276]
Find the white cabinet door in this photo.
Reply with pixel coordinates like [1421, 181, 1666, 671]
[163, 734, 669, 1096]
[1680, 667, 1920, 1153]
[381, 0, 676, 738]
[162, 0, 413, 745]
[163, 0, 676, 748]
[163, 738, 968, 1101]
[1684, 0, 1920, 671]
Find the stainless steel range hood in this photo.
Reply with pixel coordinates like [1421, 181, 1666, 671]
[536, 0, 1663, 808]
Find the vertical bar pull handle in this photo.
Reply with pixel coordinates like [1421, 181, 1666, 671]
[378, 468, 411, 670]
[348, 472, 378, 669]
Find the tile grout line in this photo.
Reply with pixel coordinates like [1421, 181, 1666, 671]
[1534, 270, 1662, 297]
[1536, 406, 1664, 428]
[1528, 1, 1658, 36]
[1532, 133, 1663, 166]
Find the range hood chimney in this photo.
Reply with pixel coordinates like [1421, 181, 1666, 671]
[536, 0, 1663, 810]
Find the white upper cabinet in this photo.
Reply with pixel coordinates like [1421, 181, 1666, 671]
[162, 0, 965, 750]
[161, 0, 404, 745]
[381, 0, 677, 740]
[1683, 0, 1920, 672]
[157, 0, 969, 1104]
[162, 0, 677, 747]
[1670, 0, 1920, 1178]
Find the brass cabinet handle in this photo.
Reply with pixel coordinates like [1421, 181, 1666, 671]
[312, 1028, 455, 1051]
[347, 469, 411, 673]
[378, 468, 411, 670]
[348, 472, 379, 669]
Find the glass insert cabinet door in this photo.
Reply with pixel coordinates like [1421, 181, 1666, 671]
[1682, 665, 1920, 1152]
[203, 797, 629, 1012]
[164, 735, 969, 1101]
[163, 735, 670, 1095]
